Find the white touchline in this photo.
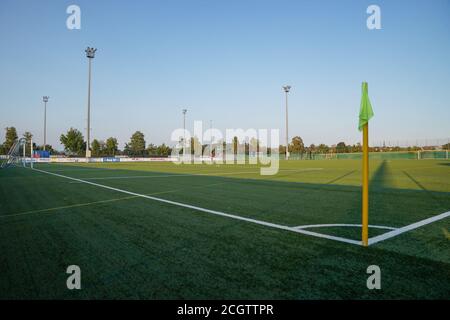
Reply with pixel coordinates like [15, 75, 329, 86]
[31, 167, 360, 246]
[368, 210, 450, 245]
[295, 224, 397, 231]
[38, 168, 115, 172]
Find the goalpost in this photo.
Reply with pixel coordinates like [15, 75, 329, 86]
[0, 138, 33, 169]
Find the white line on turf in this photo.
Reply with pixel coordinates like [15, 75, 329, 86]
[368, 210, 450, 245]
[294, 224, 397, 230]
[37, 168, 114, 172]
[0, 182, 229, 219]
[31, 167, 361, 246]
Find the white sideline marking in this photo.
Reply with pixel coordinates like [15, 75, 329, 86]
[36, 168, 115, 172]
[68, 168, 324, 181]
[295, 224, 397, 231]
[368, 211, 450, 245]
[31, 168, 360, 246]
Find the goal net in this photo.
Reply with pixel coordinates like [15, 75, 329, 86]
[0, 138, 33, 169]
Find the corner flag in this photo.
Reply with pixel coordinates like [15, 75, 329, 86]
[359, 82, 374, 246]
[359, 82, 374, 131]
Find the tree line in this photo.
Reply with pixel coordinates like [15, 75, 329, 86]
[0, 127, 42, 156]
[1, 127, 449, 156]
[59, 128, 172, 157]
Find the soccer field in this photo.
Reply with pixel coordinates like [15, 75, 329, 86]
[0, 159, 449, 299]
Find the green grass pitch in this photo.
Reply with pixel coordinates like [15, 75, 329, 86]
[0, 159, 449, 299]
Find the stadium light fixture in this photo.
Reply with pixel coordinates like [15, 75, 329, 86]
[42, 96, 49, 151]
[282, 85, 291, 160]
[85, 47, 97, 158]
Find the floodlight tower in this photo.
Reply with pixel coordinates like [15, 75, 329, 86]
[182, 109, 188, 155]
[42, 96, 49, 151]
[210, 120, 213, 160]
[282, 85, 291, 160]
[85, 47, 97, 158]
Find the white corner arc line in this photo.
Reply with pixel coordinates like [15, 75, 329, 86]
[31, 168, 361, 246]
[368, 211, 450, 245]
[294, 224, 397, 231]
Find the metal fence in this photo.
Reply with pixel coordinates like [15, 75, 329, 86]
[287, 150, 449, 160]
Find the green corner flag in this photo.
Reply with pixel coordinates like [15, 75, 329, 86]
[358, 82, 374, 131]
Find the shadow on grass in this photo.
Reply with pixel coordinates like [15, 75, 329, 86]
[34, 160, 450, 199]
[369, 160, 390, 191]
[326, 170, 357, 184]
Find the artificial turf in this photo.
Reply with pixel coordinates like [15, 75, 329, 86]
[0, 159, 449, 299]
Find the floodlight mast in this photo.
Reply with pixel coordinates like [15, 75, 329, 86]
[182, 109, 187, 157]
[85, 47, 97, 158]
[210, 120, 213, 161]
[283, 85, 291, 160]
[42, 96, 49, 151]
[30, 138, 33, 169]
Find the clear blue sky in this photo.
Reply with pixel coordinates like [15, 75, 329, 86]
[0, 0, 449, 150]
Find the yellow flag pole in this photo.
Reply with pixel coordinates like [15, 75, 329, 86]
[362, 123, 369, 246]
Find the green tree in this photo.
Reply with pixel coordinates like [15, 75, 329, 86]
[157, 143, 171, 156]
[146, 143, 158, 156]
[317, 144, 329, 154]
[91, 139, 102, 157]
[352, 143, 362, 153]
[123, 143, 131, 156]
[4, 127, 18, 151]
[128, 131, 146, 156]
[249, 138, 259, 154]
[22, 132, 33, 156]
[105, 137, 119, 156]
[442, 143, 450, 150]
[60, 128, 85, 156]
[190, 136, 202, 156]
[289, 136, 305, 154]
[336, 142, 347, 153]
[232, 136, 239, 156]
[407, 146, 421, 151]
